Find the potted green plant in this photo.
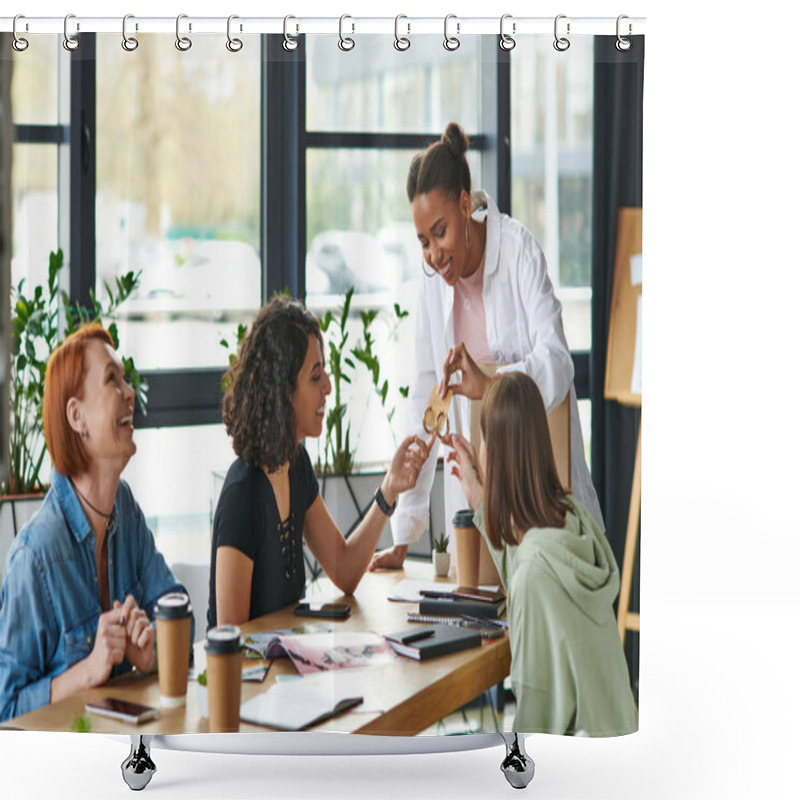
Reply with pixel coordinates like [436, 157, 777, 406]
[316, 287, 409, 476]
[1, 249, 147, 554]
[432, 532, 451, 577]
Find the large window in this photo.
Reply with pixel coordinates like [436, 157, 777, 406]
[95, 35, 262, 371]
[10, 36, 64, 292]
[511, 37, 594, 352]
[304, 35, 486, 469]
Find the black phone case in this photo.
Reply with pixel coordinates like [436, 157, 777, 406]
[294, 603, 351, 619]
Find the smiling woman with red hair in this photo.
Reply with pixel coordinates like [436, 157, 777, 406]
[0, 323, 191, 722]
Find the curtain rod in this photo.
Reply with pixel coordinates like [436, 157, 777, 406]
[0, 15, 646, 37]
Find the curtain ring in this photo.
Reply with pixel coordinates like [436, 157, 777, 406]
[615, 15, 632, 52]
[499, 14, 516, 51]
[283, 15, 298, 51]
[553, 14, 570, 52]
[338, 14, 355, 51]
[63, 14, 79, 51]
[443, 14, 460, 51]
[175, 14, 192, 51]
[12, 15, 29, 52]
[121, 14, 139, 52]
[226, 15, 243, 52]
[394, 15, 410, 51]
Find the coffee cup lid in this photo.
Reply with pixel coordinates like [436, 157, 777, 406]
[154, 591, 192, 620]
[452, 508, 475, 527]
[205, 624, 243, 655]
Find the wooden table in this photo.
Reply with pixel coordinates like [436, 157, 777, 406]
[2, 561, 510, 736]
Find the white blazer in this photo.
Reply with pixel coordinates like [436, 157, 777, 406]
[390, 191, 604, 547]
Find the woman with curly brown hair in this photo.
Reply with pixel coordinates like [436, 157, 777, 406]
[208, 295, 432, 630]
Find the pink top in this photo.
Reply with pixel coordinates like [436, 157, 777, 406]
[453, 249, 494, 365]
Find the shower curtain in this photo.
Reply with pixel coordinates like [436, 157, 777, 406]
[1, 18, 643, 741]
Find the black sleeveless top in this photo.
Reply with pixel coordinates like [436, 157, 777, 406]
[207, 446, 319, 631]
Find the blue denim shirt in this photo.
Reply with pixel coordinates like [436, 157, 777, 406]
[0, 469, 192, 722]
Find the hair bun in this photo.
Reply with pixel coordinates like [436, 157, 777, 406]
[442, 122, 469, 158]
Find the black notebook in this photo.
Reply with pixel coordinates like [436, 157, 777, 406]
[384, 623, 482, 661]
[418, 595, 506, 620]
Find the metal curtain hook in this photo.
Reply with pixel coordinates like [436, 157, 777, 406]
[283, 15, 298, 51]
[338, 14, 355, 51]
[443, 14, 460, 51]
[616, 15, 632, 51]
[226, 15, 243, 52]
[175, 14, 192, 51]
[122, 14, 139, 52]
[553, 14, 570, 52]
[499, 14, 516, 51]
[394, 14, 410, 51]
[12, 15, 29, 52]
[63, 13, 79, 51]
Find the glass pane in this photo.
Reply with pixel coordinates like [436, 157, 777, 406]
[307, 35, 482, 134]
[95, 35, 262, 370]
[11, 144, 59, 291]
[304, 147, 480, 470]
[121, 424, 235, 568]
[10, 35, 61, 125]
[511, 37, 594, 351]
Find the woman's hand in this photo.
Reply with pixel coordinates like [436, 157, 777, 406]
[381, 433, 436, 506]
[441, 432, 484, 510]
[85, 607, 129, 687]
[115, 595, 155, 674]
[368, 544, 409, 571]
[439, 342, 491, 400]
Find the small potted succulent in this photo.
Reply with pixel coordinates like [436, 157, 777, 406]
[432, 532, 451, 578]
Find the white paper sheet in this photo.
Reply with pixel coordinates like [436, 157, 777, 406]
[631, 294, 642, 395]
[630, 252, 643, 286]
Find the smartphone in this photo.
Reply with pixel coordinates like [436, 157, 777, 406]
[85, 697, 160, 724]
[294, 601, 351, 619]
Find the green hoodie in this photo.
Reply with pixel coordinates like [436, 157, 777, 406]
[475, 495, 638, 736]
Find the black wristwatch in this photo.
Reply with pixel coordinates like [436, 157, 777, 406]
[374, 486, 397, 517]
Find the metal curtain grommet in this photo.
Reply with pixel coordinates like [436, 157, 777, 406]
[175, 14, 192, 51]
[394, 14, 410, 51]
[283, 15, 298, 51]
[63, 13, 79, 51]
[616, 15, 632, 51]
[12, 15, 29, 52]
[121, 14, 139, 52]
[423, 408, 436, 434]
[499, 14, 516, 51]
[338, 14, 355, 51]
[226, 15, 243, 52]
[443, 14, 460, 51]
[553, 14, 570, 52]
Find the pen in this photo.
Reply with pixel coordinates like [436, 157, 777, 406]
[460, 614, 507, 629]
[402, 629, 436, 644]
[419, 590, 454, 599]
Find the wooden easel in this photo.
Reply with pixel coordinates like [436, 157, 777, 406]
[604, 208, 642, 646]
